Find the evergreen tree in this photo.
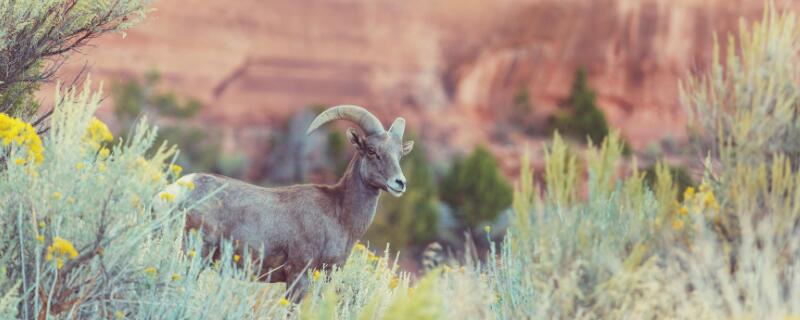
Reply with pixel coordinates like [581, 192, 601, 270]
[643, 164, 695, 200]
[440, 146, 512, 228]
[550, 67, 610, 143]
[510, 87, 535, 133]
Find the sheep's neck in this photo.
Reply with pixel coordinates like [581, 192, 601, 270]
[335, 155, 380, 239]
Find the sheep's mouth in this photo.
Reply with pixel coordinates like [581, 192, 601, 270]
[386, 186, 405, 197]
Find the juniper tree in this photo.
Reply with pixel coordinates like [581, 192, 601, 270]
[440, 146, 512, 229]
[550, 67, 610, 143]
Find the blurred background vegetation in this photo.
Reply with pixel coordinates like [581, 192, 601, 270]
[111, 71, 247, 177]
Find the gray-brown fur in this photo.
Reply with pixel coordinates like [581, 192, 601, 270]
[179, 105, 414, 301]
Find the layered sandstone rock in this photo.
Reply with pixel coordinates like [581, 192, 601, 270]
[45, 0, 788, 176]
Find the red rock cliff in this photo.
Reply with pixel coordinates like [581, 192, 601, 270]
[46, 0, 791, 173]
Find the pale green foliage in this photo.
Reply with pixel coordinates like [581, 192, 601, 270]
[502, 124, 800, 318]
[0, 0, 150, 117]
[544, 132, 579, 206]
[682, 5, 800, 163]
[294, 245, 491, 320]
[383, 271, 444, 320]
[496, 132, 660, 318]
[0, 278, 19, 319]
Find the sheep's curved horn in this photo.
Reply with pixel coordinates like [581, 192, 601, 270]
[306, 105, 385, 136]
[388, 117, 405, 138]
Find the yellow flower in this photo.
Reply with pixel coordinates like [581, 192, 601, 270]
[390, 277, 399, 289]
[170, 164, 183, 176]
[278, 298, 290, 306]
[233, 254, 241, 262]
[171, 273, 182, 281]
[98, 163, 106, 172]
[36, 235, 44, 243]
[0, 113, 44, 164]
[136, 157, 148, 167]
[67, 197, 75, 204]
[144, 266, 157, 276]
[38, 221, 45, 228]
[53, 192, 62, 200]
[353, 243, 367, 252]
[159, 192, 175, 203]
[75, 162, 85, 170]
[98, 148, 111, 158]
[14, 158, 25, 165]
[312, 270, 321, 281]
[683, 187, 695, 200]
[367, 252, 379, 262]
[188, 250, 196, 258]
[484, 225, 491, 233]
[115, 310, 125, 319]
[150, 172, 163, 184]
[703, 192, 719, 210]
[46, 237, 78, 269]
[672, 219, 685, 231]
[678, 206, 688, 216]
[83, 117, 113, 150]
[177, 180, 195, 190]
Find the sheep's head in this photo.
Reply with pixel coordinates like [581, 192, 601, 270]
[307, 105, 414, 196]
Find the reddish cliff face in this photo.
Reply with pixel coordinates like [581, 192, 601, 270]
[45, 0, 785, 173]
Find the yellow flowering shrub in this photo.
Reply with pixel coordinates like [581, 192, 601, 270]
[170, 164, 182, 176]
[0, 113, 44, 164]
[45, 237, 78, 269]
[83, 117, 113, 150]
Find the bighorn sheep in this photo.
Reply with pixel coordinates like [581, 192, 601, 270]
[167, 105, 413, 300]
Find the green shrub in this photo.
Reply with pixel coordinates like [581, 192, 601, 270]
[0, 0, 150, 119]
[642, 163, 695, 200]
[112, 71, 243, 176]
[440, 146, 512, 228]
[510, 87, 535, 133]
[366, 138, 439, 251]
[682, 5, 800, 164]
[549, 67, 610, 144]
[327, 130, 349, 177]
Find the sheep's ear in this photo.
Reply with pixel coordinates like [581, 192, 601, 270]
[347, 127, 366, 151]
[402, 140, 414, 156]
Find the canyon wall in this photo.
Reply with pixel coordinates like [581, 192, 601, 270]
[46, 0, 793, 176]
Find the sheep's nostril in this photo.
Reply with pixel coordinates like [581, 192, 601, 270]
[395, 179, 406, 190]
